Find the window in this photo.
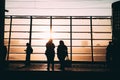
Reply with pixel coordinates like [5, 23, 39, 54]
[4, 16, 112, 62]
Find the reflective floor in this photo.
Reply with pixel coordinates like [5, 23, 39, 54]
[1, 62, 118, 80]
[7, 62, 109, 72]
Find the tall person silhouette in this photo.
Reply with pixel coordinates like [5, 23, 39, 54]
[45, 39, 55, 71]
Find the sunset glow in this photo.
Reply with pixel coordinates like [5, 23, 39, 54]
[4, 16, 112, 62]
[4, 0, 114, 62]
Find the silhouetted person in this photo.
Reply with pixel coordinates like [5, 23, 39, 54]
[106, 41, 113, 69]
[57, 40, 68, 70]
[0, 45, 7, 70]
[45, 39, 55, 71]
[24, 43, 33, 66]
[112, 40, 120, 71]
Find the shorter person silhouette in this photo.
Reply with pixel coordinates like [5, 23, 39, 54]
[57, 40, 68, 70]
[24, 43, 33, 66]
[45, 39, 55, 71]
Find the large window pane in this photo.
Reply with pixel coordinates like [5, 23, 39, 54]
[72, 19, 90, 25]
[72, 47, 91, 53]
[4, 39, 9, 46]
[93, 33, 112, 39]
[11, 33, 29, 38]
[53, 33, 70, 39]
[32, 26, 50, 32]
[93, 40, 110, 46]
[12, 19, 30, 24]
[12, 26, 30, 31]
[93, 54, 106, 62]
[10, 47, 26, 53]
[52, 19, 70, 25]
[72, 54, 92, 61]
[31, 40, 48, 46]
[31, 54, 47, 61]
[72, 40, 91, 46]
[92, 19, 111, 25]
[5, 25, 10, 31]
[5, 18, 10, 24]
[32, 47, 46, 53]
[93, 26, 112, 32]
[4, 32, 9, 38]
[72, 26, 90, 32]
[9, 54, 26, 61]
[93, 47, 106, 53]
[72, 33, 91, 39]
[32, 19, 50, 25]
[52, 26, 70, 31]
[32, 33, 50, 39]
[10, 39, 29, 46]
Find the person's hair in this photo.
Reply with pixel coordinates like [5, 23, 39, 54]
[49, 39, 53, 43]
[60, 40, 64, 45]
[26, 43, 30, 46]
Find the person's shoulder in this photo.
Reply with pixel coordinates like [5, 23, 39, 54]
[52, 43, 55, 46]
[65, 45, 67, 47]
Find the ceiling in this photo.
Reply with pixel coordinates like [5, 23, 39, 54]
[5, 0, 119, 16]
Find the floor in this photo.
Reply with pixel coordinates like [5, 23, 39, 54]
[1, 62, 118, 80]
[6, 62, 108, 72]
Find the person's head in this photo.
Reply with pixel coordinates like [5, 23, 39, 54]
[60, 40, 64, 45]
[26, 43, 30, 46]
[49, 39, 53, 43]
[109, 41, 112, 44]
[109, 41, 114, 46]
[4, 45, 6, 48]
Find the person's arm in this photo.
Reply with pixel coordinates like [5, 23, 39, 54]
[66, 46, 68, 56]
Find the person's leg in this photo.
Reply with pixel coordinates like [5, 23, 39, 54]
[52, 61, 54, 71]
[47, 62, 50, 71]
[26, 54, 30, 66]
[60, 57, 65, 70]
[47, 55, 50, 71]
[61, 60, 65, 70]
[25, 54, 29, 66]
[51, 55, 54, 71]
[60, 61, 62, 69]
[28, 54, 31, 65]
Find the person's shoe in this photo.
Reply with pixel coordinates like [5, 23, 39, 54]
[47, 68, 50, 71]
[52, 68, 54, 71]
[59, 67, 62, 69]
